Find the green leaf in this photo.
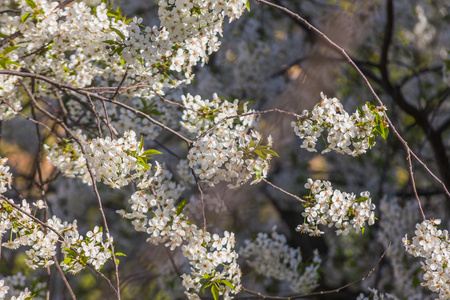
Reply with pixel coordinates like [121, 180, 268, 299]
[137, 157, 151, 170]
[220, 279, 235, 290]
[21, 13, 32, 23]
[254, 149, 266, 161]
[356, 197, 369, 203]
[139, 135, 144, 151]
[142, 149, 162, 157]
[357, 106, 364, 116]
[25, 0, 37, 9]
[107, 10, 120, 19]
[361, 227, 365, 234]
[245, 0, 251, 11]
[111, 28, 125, 40]
[0, 59, 21, 69]
[103, 40, 119, 45]
[211, 284, 219, 300]
[380, 125, 389, 139]
[61, 257, 72, 266]
[176, 199, 187, 215]
[115, 252, 127, 257]
[62, 248, 78, 257]
[261, 148, 279, 157]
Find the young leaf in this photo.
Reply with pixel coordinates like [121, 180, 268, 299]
[356, 197, 369, 203]
[176, 199, 187, 215]
[21, 13, 32, 23]
[142, 149, 162, 157]
[25, 0, 37, 9]
[137, 157, 151, 170]
[380, 125, 389, 139]
[111, 28, 125, 40]
[61, 257, 72, 266]
[139, 135, 144, 151]
[211, 284, 219, 300]
[254, 149, 266, 161]
[220, 280, 235, 290]
[1, 46, 20, 58]
[261, 148, 279, 157]
[245, 0, 251, 11]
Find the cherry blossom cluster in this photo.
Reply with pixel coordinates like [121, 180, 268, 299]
[292, 93, 387, 156]
[81, 130, 150, 189]
[158, 0, 247, 70]
[117, 163, 184, 246]
[0, 273, 45, 299]
[0, 159, 114, 274]
[118, 165, 241, 299]
[296, 179, 376, 236]
[181, 93, 275, 188]
[403, 219, 450, 299]
[240, 229, 321, 293]
[46, 130, 154, 189]
[181, 230, 241, 300]
[61, 225, 114, 274]
[0, 197, 113, 274]
[1, 198, 57, 268]
[44, 131, 90, 184]
[120, 0, 247, 83]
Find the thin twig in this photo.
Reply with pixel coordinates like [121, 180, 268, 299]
[53, 257, 77, 300]
[86, 94, 103, 138]
[165, 248, 181, 277]
[262, 178, 305, 203]
[111, 71, 128, 103]
[191, 167, 207, 229]
[407, 150, 426, 219]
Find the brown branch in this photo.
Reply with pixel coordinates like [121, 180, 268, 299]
[0, 9, 21, 14]
[53, 257, 77, 300]
[0, 70, 192, 145]
[262, 178, 305, 203]
[190, 167, 207, 229]
[0, 31, 22, 49]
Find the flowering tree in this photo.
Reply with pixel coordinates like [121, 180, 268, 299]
[0, 0, 449, 299]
